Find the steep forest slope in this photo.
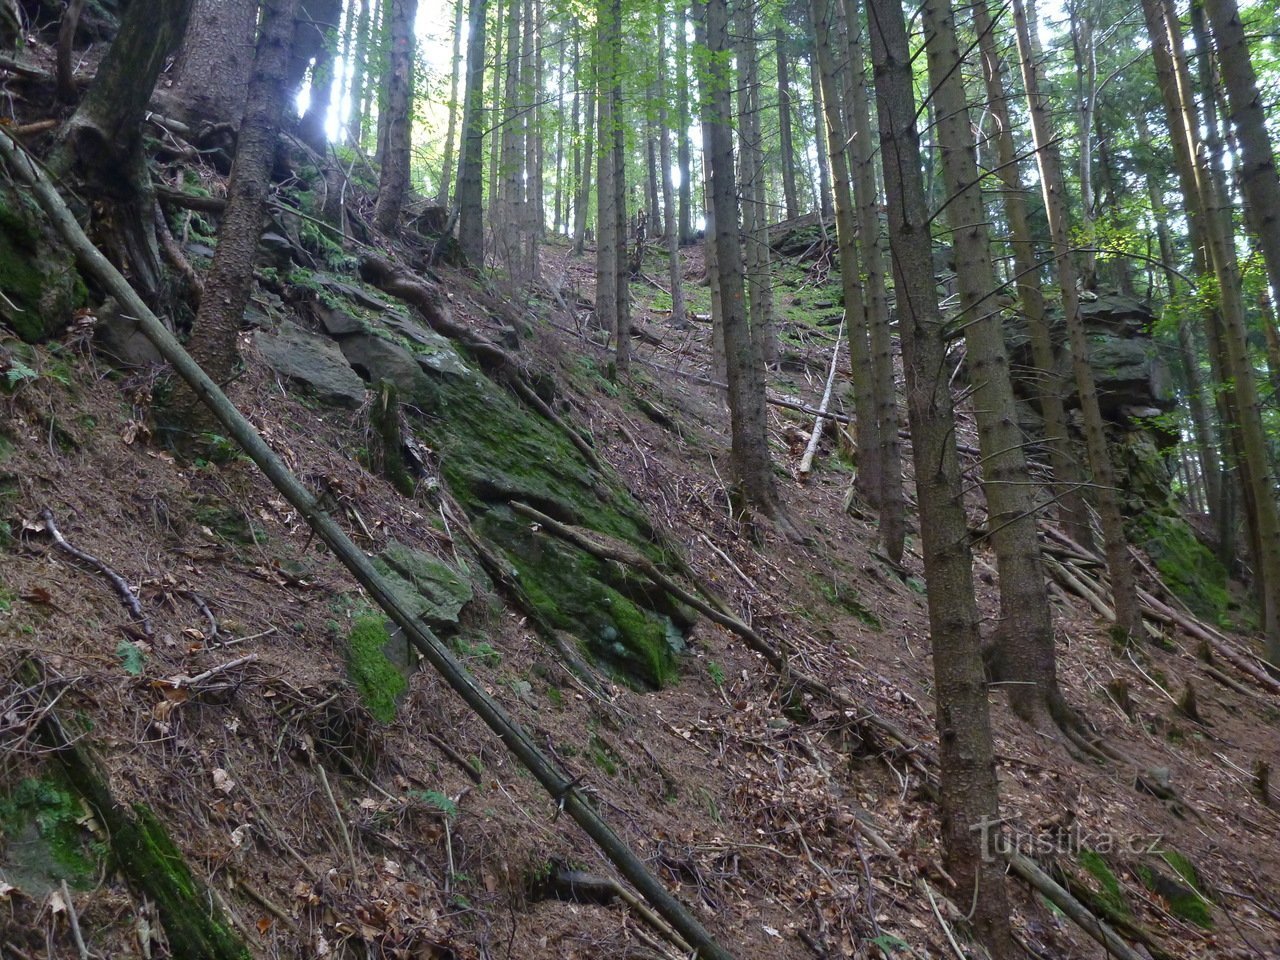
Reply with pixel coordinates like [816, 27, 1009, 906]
[2, 10, 1280, 960]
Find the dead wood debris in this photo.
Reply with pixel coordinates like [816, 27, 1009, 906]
[39, 507, 152, 636]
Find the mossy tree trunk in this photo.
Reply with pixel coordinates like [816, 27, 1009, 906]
[51, 0, 194, 302]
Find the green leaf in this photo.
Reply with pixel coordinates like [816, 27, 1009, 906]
[870, 933, 908, 953]
[115, 640, 146, 676]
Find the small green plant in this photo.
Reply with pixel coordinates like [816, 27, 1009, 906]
[3, 357, 38, 389]
[410, 789, 458, 820]
[116, 640, 146, 676]
[707, 661, 726, 687]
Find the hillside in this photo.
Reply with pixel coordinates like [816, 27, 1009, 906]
[2, 190, 1280, 959]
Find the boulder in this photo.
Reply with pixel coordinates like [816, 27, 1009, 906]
[339, 333, 429, 398]
[0, 182, 85, 343]
[252, 320, 366, 407]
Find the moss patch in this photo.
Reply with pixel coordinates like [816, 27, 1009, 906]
[345, 615, 409, 723]
[1132, 513, 1227, 623]
[395, 331, 689, 689]
[1078, 849, 1129, 919]
[1134, 847, 1214, 928]
[0, 776, 103, 891]
[0, 182, 86, 343]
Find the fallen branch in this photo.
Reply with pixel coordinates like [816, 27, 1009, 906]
[798, 317, 844, 478]
[40, 508, 152, 637]
[0, 130, 735, 960]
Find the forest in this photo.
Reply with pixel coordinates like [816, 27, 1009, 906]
[0, 0, 1279, 957]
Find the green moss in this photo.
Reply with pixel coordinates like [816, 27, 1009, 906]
[345, 615, 408, 723]
[1153, 848, 1214, 928]
[1132, 513, 1228, 623]
[0, 777, 102, 888]
[0, 186, 85, 342]
[1079, 849, 1129, 919]
[401, 344, 687, 688]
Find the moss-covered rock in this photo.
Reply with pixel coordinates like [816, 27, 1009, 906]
[1132, 513, 1227, 623]
[0, 776, 103, 893]
[375, 540, 472, 628]
[0, 182, 86, 343]
[398, 331, 688, 689]
[1078, 848, 1129, 919]
[1135, 847, 1214, 928]
[345, 614, 409, 723]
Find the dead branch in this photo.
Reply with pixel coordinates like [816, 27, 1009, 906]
[798, 317, 844, 477]
[40, 507, 152, 636]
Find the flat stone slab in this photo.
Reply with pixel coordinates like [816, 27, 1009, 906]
[253, 320, 366, 407]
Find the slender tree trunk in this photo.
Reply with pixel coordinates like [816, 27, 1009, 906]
[657, 15, 687, 329]
[924, 0, 1061, 726]
[185, 0, 298, 399]
[347, 0, 372, 146]
[1068, 0, 1098, 289]
[572, 78, 596, 255]
[456, 0, 488, 265]
[807, 50, 835, 221]
[596, 0, 629, 372]
[497, 0, 523, 270]
[646, 102, 662, 237]
[775, 27, 800, 222]
[436, 0, 466, 206]
[1013, 0, 1144, 639]
[1148, 0, 1280, 656]
[525, 0, 544, 268]
[842, 0, 902, 565]
[373, 0, 418, 234]
[811, 0, 881, 506]
[975, 0, 1092, 552]
[676, 0, 694, 244]
[696, 0, 787, 527]
[867, 0, 1014, 950]
[736, 2, 777, 367]
[487, 0, 506, 210]
[297, 1, 341, 153]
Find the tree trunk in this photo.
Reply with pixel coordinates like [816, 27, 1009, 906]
[736, 2, 777, 367]
[456, 0, 488, 265]
[596, 0, 628, 371]
[775, 27, 800, 222]
[810, 0, 881, 508]
[53, 0, 195, 302]
[1013, 0, 1143, 639]
[346, 0, 372, 146]
[676, 0, 693, 244]
[296, 0, 343, 151]
[924, 0, 1060, 726]
[373, 0, 418, 235]
[171, 0, 259, 127]
[184, 0, 298, 402]
[436, 0, 466, 206]
[696, 0, 786, 527]
[572, 78, 596, 255]
[842, 0, 903, 565]
[657, 14, 687, 329]
[974, 0, 1092, 553]
[867, 0, 1014, 951]
[1148, 0, 1280, 657]
[807, 50, 835, 221]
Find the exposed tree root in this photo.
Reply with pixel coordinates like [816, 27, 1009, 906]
[40, 507, 152, 636]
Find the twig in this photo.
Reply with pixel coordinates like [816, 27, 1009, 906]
[162, 654, 259, 690]
[921, 879, 966, 960]
[178, 589, 219, 643]
[427, 732, 482, 784]
[59, 880, 90, 960]
[231, 874, 300, 933]
[40, 508, 152, 636]
[315, 763, 360, 890]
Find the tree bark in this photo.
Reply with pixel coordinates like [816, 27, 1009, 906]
[372, 0, 418, 235]
[171, 0, 259, 128]
[436, 0, 467, 206]
[676, 0, 693, 244]
[53, 0, 195, 302]
[1014, 0, 1143, 639]
[974, 0, 1092, 553]
[696, 0, 786, 527]
[775, 27, 800, 222]
[657, 14, 687, 329]
[807, 49, 835, 221]
[736, 2, 777, 367]
[596, 0, 628, 371]
[810, 0, 881, 507]
[842, 0, 903, 565]
[924, 0, 1061, 726]
[183, 0, 298, 399]
[456, 0, 488, 265]
[867, 0, 1014, 951]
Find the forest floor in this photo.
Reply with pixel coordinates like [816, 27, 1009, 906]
[2, 218, 1279, 960]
